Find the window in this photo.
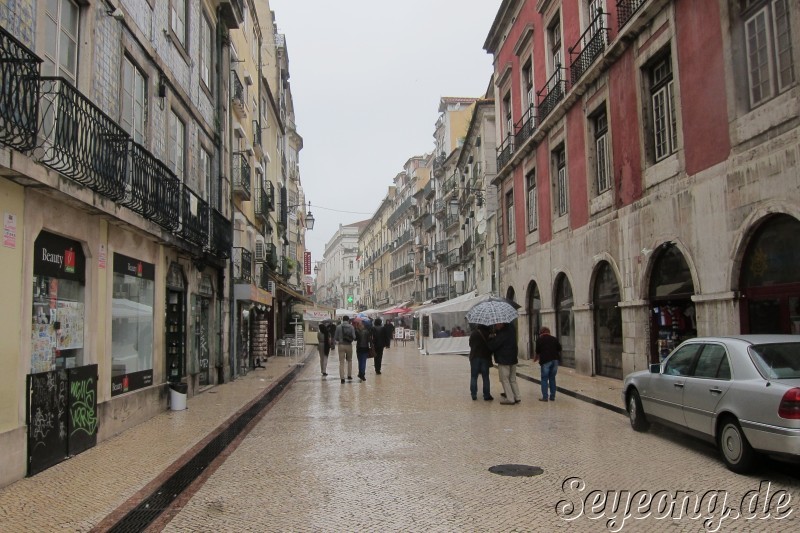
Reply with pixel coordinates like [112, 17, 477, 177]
[200, 148, 212, 203]
[693, 344, 731, 379]
[526, 169, 537, 232]
[503, 92, 513, 140]
[42, 0, 79, 85]
[200, 14, 213, 91]
[664, 344, 702, 376]
[506, 190, 515, 243]
[171, 0, 188, 48]
[649, 54, 677, 162]
[589, 0, 605, 34]
[550, 17, 563, 70]
[744, 0, 795, 107]
[522, 60, 534, 110]
[169, 110, 185, 181]
[594, 110, 610, 194]
[121, 58, 146, 144]
[252, 26, 259, 61]
[554, 147, 568, 216]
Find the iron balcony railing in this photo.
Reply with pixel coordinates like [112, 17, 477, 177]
[252, 120, 262, 148]
[442, 174, 456, 196]
[461, 235, 473, 260]
[231, 71, 245, 116]
[447, 248, 461, 267]
[219, 0, 245, 28]
[233, 247, 253, 284]
[396, 229, 412, 246]
[432, 153, 446, 173]
[125, 141, 181, 231]
[37, 77, 129, 201]
[388, 196, 413, 226]
[537, 68, 567, 123]
[434, 198, 447, 217]
[257, 263, 270, 291]
[280, 256, 291, 278]
[389, 263, 413, 282]
[425, 250, 435, 265]
[210, 208, 232, 259]
[569, 11, 608, 85]
[265, 242, 278, 270]
[617, 0, 649, 29]
[413, 290, 425, 303]
[232, 152, 251, 198]
[496, 133, 515, 170]
[422, 213, 435, 232]
[444, 213, 459, 230]
[435, 241, 448, 257]
[423, 179, 434, 198]
[180, 185, 209, 247]
[255, 181, 270, 223]
[514, 106, 537, 148]
[435, 284, 448, 298]
[426, 287, 434, 300]
[0, 26, 41, 151]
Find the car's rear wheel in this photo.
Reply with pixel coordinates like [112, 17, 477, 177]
[718, 416, 757, 474]
[628, 389, 649, 432]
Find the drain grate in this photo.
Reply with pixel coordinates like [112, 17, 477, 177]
[108, 366, 301, 533]
[488, 464, 544, 477]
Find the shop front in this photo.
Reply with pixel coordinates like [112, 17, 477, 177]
[648, 244, 697, 363]
[593, 262, 623, 379]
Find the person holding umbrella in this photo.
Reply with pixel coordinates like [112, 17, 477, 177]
[466, 299, 521, 405]
[468, 325, 493, 401]
[316, 320, 333, 377]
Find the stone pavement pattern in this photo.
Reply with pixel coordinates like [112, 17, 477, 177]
[0, 344, 798, 532]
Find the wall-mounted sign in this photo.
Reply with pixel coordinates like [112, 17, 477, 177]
[113, 252, 155, 280]
[4, 212, 17, 248]
[304, 251, 311, 275]
[34, 231, 86, 283]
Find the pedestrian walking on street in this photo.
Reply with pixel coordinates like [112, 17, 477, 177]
[487, 322, 520, 405]
[468, 325, 493, 401]
[317, 322, 332, 377]
[334, 316, 356, 383]
[534, 326, 562, 401]
[371, 318, 388, 374]
[353, 319, 373, 381]
[385, 320, 395, 348]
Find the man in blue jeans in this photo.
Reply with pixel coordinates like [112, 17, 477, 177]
[534, 326, 561, 401]
[468, 325, 493, 401]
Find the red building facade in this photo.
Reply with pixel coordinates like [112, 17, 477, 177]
[485, 0, 799, 378]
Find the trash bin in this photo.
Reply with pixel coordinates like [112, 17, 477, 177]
[169, 382, 188, 411]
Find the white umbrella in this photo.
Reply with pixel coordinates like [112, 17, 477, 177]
[466, 299, 519, 325]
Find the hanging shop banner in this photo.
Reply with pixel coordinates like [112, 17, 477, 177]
[113, 252, 156, 280]
[33, 231, 86, 283]
[304, 251, 312, 275]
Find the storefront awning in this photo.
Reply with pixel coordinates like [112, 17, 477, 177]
[276, 281, 314, 305]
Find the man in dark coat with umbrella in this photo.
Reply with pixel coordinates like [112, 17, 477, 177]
[486, 322, 520, 404]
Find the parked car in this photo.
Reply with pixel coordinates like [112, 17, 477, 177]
[623, 335, 800, 473]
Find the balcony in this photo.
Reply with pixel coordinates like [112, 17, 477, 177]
[37, 77, 129, 201]
[266, 242, 278, 270]
[514, 106, 537, 149]
[389, 263, 413, 282]
[434, 198, 447, 217]
[233, 247, 253, 284]
[388, 196, 414, 226]
[232, 152, 251, 200]
[444, 213, 459, 230]
[435, 241, 448, 258]
[255, 181, 270, 223]
[0, 26, 41, 151]
[434, 284, 449, 298]
[413, 290, 425, 303]
[461, 235, 473, 261]
[423, 179, 434, 198]
[425, 250, 435, 265]
[569, 12, 608, 86]
[421, 213, 435, 232]
[257, 263, 270, 291]
[180, 185, 209, 247]
[125, 142, 181, 232]
[442, 174, 456, 197]
[617, 0, 650, 29]
[496, 133, 515, 171]
[537, 68, 567, 124]
[252, 120, 262, 152]
[432, 153, 446, 175]
[210, 209, 232, 259]
[280, 256, 291, 279]
[231, 71, 246, 118]
[396, 229, 412, 246]
[446, 248, 461, 268]
[219, 0, 244, 28]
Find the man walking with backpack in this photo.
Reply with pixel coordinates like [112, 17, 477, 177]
[334, 316, 356, 384]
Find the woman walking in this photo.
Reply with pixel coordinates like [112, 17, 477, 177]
[316, 321, 332, 377]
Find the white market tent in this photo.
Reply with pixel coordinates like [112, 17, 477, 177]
[419, 291, 494, 355]
[334, 308, 358, 318]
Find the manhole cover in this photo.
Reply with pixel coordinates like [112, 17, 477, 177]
[488, 464, 544, 477]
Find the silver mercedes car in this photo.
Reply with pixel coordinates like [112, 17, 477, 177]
[623, 335, 800, 473]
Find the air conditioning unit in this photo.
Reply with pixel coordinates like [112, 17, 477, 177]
[244, 72, 254, 85]
[255, 237, 266, 262]
[234, 123, 246, 138]
[246, 144, 254, 156]
[267, 280, 275, 293]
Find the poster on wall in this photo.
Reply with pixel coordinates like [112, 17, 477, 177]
[56, 301, 84, 350]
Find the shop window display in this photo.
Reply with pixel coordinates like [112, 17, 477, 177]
[111, 253, 155, 396]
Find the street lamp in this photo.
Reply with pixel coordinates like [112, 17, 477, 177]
[285, 200, 315, 230]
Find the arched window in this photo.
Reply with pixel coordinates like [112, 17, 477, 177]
[593, 262, 622, 378]
[555, 274, 575, 367]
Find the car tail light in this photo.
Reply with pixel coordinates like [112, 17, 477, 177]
[778, 388, 800, 419]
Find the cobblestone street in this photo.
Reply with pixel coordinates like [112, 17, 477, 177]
[2, 343, 800, 532]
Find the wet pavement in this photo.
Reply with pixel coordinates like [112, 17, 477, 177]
[1, 343, 799, 532]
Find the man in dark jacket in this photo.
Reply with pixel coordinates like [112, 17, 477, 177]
[486, 322, 520, 405]
[468, 325, 493, 401]
[385, 320, 395, 348]
[372, 318, 387, 374]
[534, 326, 562, 401]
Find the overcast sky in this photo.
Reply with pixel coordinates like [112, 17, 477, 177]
[269, 0, 502, 266]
